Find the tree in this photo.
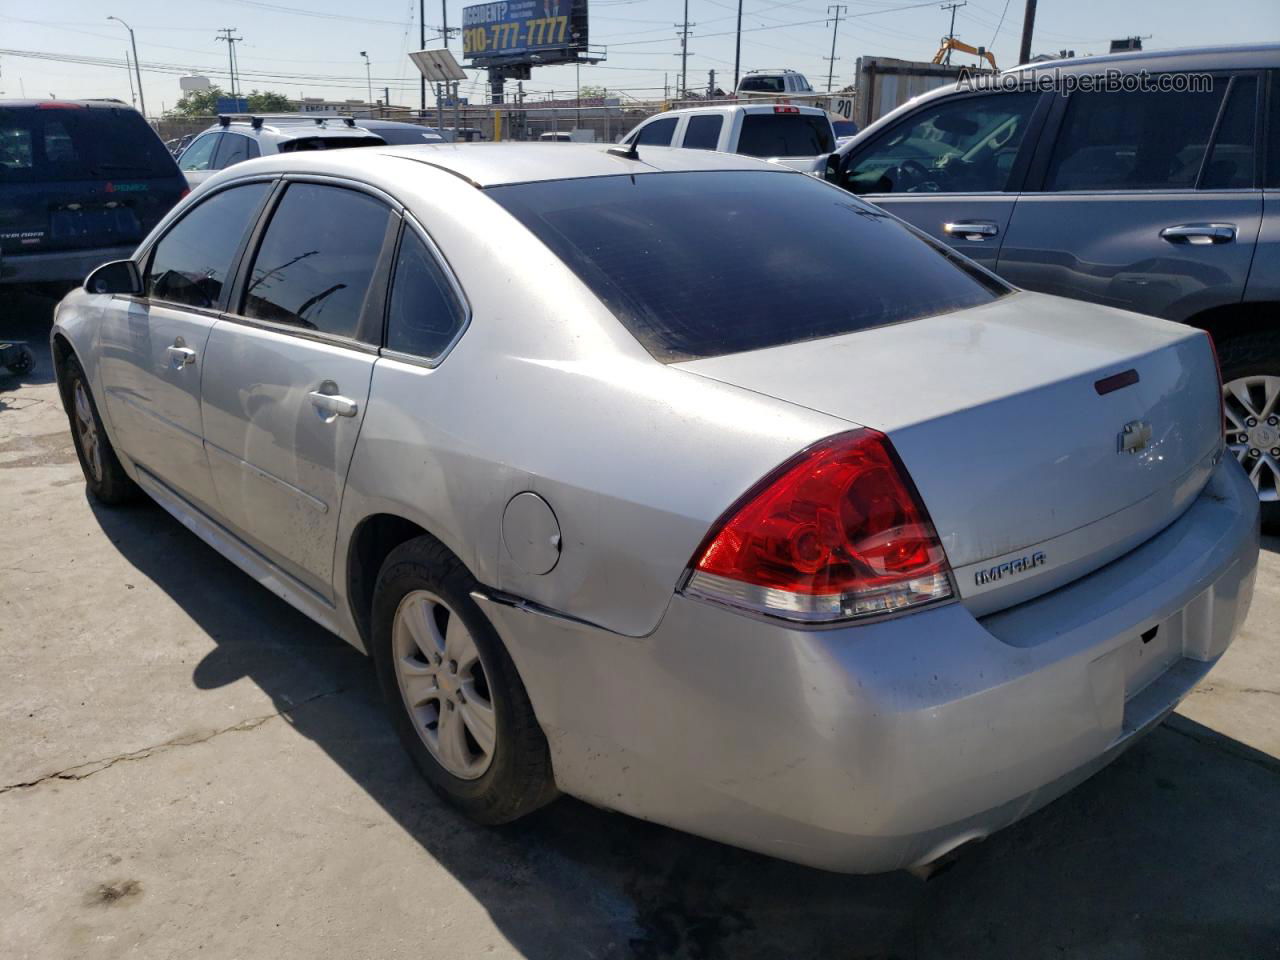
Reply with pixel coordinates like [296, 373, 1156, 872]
[578, 84, 607, 100]
[166, 86, 225, 117]
[246, 90, 291, 112]
[165, 86, 293, 117]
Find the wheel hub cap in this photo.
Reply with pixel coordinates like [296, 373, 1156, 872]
[1223, 374, 1280, 502]
[391, 590, 496, 780]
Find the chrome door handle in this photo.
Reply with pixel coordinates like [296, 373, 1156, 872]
[167, 345, 196, 368]
[308, 391, 358, 418]
[1159, 223, 1236, 245]
[943, 221, 999, 240]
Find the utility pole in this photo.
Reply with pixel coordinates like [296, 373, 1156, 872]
[675, 0, 693, 102]
[123, 48, 136, 108]
[216, 28, 242, 100]
[106, 16, 146, 118]
[733, 0, 743, 93]
[940, 2, 966, 64]
[419, 0, 426, 114]
[360, 51, 372, 106]
[825, 5, 846, 93]
[1017, 0, 1037, 65]
[707, 68, 715, 99]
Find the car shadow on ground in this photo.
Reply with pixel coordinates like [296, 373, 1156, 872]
[1, 289, 59, 411]
[84, 495, 1280, 960]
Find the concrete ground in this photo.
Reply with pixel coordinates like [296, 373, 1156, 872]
[2, 289, 1277, 960]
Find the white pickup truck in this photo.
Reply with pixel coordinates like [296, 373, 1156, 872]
[619, 104, 837, 173]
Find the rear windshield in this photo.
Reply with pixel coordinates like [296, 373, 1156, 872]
[490, 171, 1008, 362]
[278, 135, 386, 152]
[0, 105, 177, 182]
[739, 76, 785, 93]
[738, 113, 835, 157]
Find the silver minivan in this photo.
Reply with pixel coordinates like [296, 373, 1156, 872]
[830, 43, 1280, 525]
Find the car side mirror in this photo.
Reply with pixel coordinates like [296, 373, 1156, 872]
[823, 152, 843, 184]
[85, 259, 142, 296]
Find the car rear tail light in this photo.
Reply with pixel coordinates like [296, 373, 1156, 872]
[37, 101, 84, 110]
[773, 105, 800, 114]
[683, 429, 953, 623]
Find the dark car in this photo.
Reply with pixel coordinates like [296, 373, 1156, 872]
[0, 100, 187, 290]
[354, 118, 453, 145]
[829, 43, 1280, 526]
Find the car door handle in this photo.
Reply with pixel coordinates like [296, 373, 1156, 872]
[167, 345, 196, 368]
[308, 391, 359, 418]
[1159, 223, 1236, 245]
[943, 221, 999, 240]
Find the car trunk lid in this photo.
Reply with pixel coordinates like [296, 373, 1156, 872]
[675, 292, 1223, 614]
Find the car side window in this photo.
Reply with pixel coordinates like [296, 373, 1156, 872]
[845, 92, 1040, 194]
[214, 133, 253, 169]
[635, 117, 678, 146]
[385, 227, 466, 360]
[1044, 78, 1228, 192]
[178, 133, 220, 172]
[1201, 76, 1258, 189]
[146, 182, 271, 309]
[683, 115, 723, 150]
[242, 182, 390, 341]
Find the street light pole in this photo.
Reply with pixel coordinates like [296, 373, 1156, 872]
[360, 51, 372, 106]
[733, 0, 743, 93]
[107, 16, 146, 118]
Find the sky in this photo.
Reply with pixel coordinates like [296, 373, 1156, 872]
[1, 0, 1276, 113]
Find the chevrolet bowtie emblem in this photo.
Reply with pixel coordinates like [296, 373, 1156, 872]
[1119, 420, 1153, 455]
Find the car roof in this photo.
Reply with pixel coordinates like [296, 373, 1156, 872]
[1008, 41, 1280, 75]
[0, 99, 141, 111]
[203, 116, 383, 141]
[646, 104, 828, 118]
[209, 142, 791, 189]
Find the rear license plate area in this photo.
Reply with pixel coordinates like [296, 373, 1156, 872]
[1122, 616, 1183, 698]
[50, 205, 140, 241]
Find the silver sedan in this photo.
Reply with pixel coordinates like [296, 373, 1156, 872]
[52, 143, 1259, 874]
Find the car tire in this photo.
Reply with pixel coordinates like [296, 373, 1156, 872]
[1217, 330, 1280, 532]
[63, 354, 140, 506]
[371, 536, 558, 824]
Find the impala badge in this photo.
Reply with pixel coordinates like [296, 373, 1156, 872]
[1119, 420, 1153, 455]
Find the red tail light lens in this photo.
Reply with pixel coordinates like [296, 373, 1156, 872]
[684, 430, 953, 622]
[773, 104, 800, 114]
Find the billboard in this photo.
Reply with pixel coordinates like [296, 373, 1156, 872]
[462, 0, 589, 67]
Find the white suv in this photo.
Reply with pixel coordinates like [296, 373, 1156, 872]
[177, 114, 385, 189]
[622, 104, 835, 172]
[736, 69, 815, 96]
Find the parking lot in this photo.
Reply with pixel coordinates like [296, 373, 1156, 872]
[0, 290, 1275, 960]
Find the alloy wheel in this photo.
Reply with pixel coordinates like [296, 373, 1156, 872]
[1223, 374, 1280, 503]
[391, 590, 497, 780]
[73, 380, 103, 484]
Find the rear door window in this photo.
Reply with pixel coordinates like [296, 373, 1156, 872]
[634, 117, 678, 146]
[242, 183, 391, 341]
[1200, 76, 1258, 189]
[682, 115, 723, 150]
[738, 113, 834, 157]
[0, 106, 177, 182]
[491, 170, 1007, 362]
[385, 228, 467, 360]
[179, 133, 220, 172]
[1045, 78, 1228, 191]
[214, 133, 257, 169]
[146, 182, 271, 309]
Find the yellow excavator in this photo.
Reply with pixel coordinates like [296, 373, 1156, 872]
[932, 37, 998, 71]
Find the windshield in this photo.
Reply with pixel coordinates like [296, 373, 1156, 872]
[0, 105, 178, 182]
[738, 114, 835, 157]
[739, 76, 785, 93]
[490, 171, 1008, 362]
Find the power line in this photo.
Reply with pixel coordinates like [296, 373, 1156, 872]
[215, 28, 243, 98]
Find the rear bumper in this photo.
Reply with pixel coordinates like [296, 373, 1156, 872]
[0, 245, 134, 285]
[477, 457, 1259, 873]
